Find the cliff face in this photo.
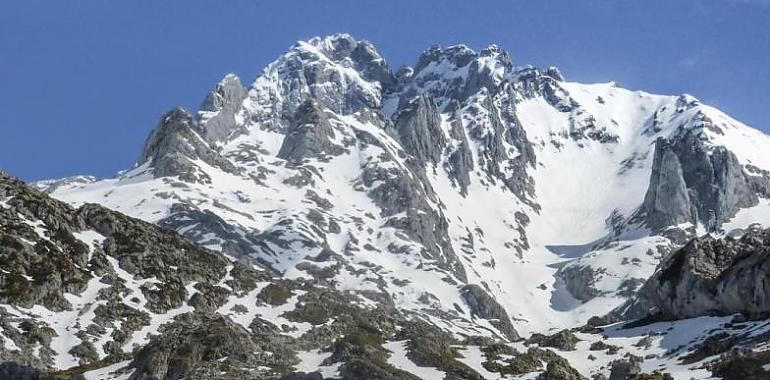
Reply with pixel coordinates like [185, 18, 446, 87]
[639, 130, 768, 232]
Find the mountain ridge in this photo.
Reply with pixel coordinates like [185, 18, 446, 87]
[8, 33, 770, 379]
[41, 33, 770, 333]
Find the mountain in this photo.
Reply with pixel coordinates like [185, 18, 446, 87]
[5, 33, 770, 379]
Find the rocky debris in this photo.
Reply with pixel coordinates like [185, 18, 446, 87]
[0, 173, 251, 373]
[589, 341, 620, 355]
[0, 361, 81, 380]
[78, 203, 230, 287]
[537, 357, 585, 380]
[480, 344, 577, 378]
[279, 373, 324, 380]
[558, 265, 605, 303]
[257, 282, 294, 306]
[628, 372, 673, 380]
[326, 327, 418, 380]
[394, 321, 483, 379]
[460, 284, 519, 340]
[0, 174, 91, 311]
[527, 330, 581, 351]
[624, 226, 770, 319]
[137, 108, 239, 183]
[128, 314, 284, 380]
[679, 333, 734, 364]
[608, 356, 642, 380]
[709, 349, 770, 380]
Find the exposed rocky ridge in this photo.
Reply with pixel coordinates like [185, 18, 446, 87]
[49, 34, 770, 324]
[639, 130, 769, 231]
[24, 33, 770, 379]
[621, 225, 770, 320]
[0, 172, 544, 379]
[278, 99, 349, 164]
[138, 108, 239, 183]
[197, 73, 248, 143]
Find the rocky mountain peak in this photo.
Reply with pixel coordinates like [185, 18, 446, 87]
[292, 34, 394, 87]
[197, 73, 248, 143]
[137, 107, 237, 183]
[11, 33, 770, 380]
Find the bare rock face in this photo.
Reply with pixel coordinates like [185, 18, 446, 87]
[138, 108, 238, 183]
[197, 74, 248, 143]
[128, 314, 280, 380]
[639, 138, 695, 230]
[624, 226, 770, 319]
[443, 108, 474, 195]
[640, 131, 763, 231]
[278, 99, 348, 164]
[392, 93, 446, 166]
[460, 284, 520, 340]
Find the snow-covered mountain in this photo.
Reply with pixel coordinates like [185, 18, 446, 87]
[6, 33, 770, 379]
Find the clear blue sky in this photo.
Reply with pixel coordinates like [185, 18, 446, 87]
[1, 1, 768, 180]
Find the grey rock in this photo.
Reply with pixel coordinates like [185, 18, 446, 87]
[460, 284, 519, 340]
[197, 73, 248, 143]
[128, 314, 285, 380]
[0, 361, 79, 380]
[640, 132, 763, 231]
[356, 128, 467, 282]
[278, 100, 347, 164]
[137, 108, 238, 183]
[392, 94, 446, 165]
[623, 226, 770, 319]
[527, 330, 580, 352]
[558, 265, 604, 303]
[608, 356, 641, 380]
[537, 358, 585, 380]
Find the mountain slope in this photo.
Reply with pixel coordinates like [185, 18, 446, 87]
[43, 34, 770, 336]
[17, 33, 770, 379]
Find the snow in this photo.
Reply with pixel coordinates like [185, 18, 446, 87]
[35, 36, 770, 379]
[385, 340, 446, 379]
[294, 349, 342, 377]
[47, 69, 770, 340]
[217, 283, 313, 338]
[455, 345, 504, 379]
[82, 360, 132, 380]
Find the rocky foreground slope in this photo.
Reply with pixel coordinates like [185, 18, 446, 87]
[4, 33, 770, 379]
[6, 169, 770, 379]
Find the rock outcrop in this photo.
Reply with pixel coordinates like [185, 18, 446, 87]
[392, 94, 446, 166]
[640, 131, 765, 231]
[138, 108, 238, 183]
[623, 226, 770, 319]
[278, 99, 347, 164]
[461, 284, 520, 340]
[197, 73, 248, 143]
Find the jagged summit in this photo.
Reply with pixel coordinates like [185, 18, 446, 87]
[25, 32, 770, 379]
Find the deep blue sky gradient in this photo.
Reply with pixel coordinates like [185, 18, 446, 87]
[1, 0, 769, 180]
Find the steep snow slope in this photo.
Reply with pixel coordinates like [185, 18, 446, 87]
[44, 34, 770, 341]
